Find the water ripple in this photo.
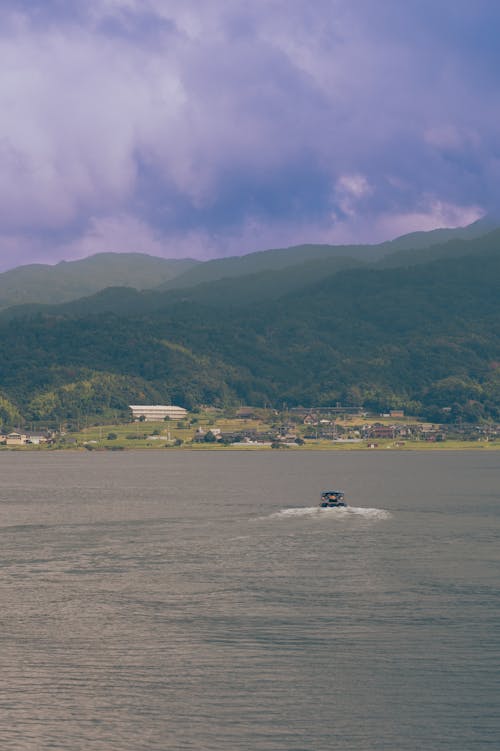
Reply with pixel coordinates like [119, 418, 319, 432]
[263, 505, 392, 521]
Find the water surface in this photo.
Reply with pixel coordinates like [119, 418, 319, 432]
[0, 450, 498, 750]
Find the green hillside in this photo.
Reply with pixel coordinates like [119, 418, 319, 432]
[0, 253, 199, 310]
[376, 214, 497, 252]
[5, 228, 500, 323]
[378, 227, 500, 269]
[0, 256, 365, 321]
[0, 219, 495, 314]
[0, 242, 499, 427]
[157, 243, 372, 290]
[157, 217, 497, 291]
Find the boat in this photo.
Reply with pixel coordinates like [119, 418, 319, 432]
[320, 490, 347, 508]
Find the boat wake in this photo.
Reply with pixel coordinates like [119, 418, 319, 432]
[264, 506, 391, 521]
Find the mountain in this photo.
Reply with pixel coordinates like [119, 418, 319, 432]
[0, 255, 364, 321]
[156, 217, 498, 291]
[377, 226, 500, 269]
[157, 243, 373, 290]
[375, 214, 497, 253]
[0, 219, 496, 313]
[0, 253, 199, 310]
[0, 240, 498, 426]
[4, 226, 499, 322]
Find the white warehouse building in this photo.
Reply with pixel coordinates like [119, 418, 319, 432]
[129, 405, 188, 421]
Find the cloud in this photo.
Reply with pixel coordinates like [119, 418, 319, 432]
[59, 214, 168, 260]
[0, 1, 498, 268]
[333, 174, 373, 219]
[370, 200, 485, 242]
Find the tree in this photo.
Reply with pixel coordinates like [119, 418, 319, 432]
[271, 441, 287, 449]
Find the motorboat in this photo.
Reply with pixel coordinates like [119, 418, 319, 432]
[320, 490, 347, 508]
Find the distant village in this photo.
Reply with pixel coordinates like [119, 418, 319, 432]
[186, 406, 499, 447]
[1, 403, 498, 449]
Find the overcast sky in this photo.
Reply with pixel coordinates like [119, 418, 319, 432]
[0, 0, 498, 269]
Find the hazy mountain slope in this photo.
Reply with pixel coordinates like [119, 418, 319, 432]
[376, 215, 497, 253]
[0, 256, 364, 321]
[377, 227, 500, 269]
[0, 219, 495, 312]
[156, 218, 498, 291]
[0, 253, 199, 309]
[8, 226, 498, 322]
[157, 243, 374, 290]
[162, 256, 365, 307]
[3, 225, 498, 323]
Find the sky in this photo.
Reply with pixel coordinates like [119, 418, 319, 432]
[0, 0, 499, 270]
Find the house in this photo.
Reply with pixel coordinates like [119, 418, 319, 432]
[303, 413, 318, 425]
[2, 431, 53, 446]
[236, 407, 256, 419]
[3, 432, 28, 445]
[25, 432, 51, 445]
[365, 424, 397, 439]
[424, 431, 446, 442]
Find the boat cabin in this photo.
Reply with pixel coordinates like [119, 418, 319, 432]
[320, 490, 346, 507]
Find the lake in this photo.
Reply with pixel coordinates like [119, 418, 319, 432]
[0, 450, 498, 750]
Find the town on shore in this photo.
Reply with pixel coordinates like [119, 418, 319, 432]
[1, 404, 499, 451]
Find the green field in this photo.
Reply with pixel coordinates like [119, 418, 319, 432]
[10, 426, 498, 452]
[2, 408, 498, 451]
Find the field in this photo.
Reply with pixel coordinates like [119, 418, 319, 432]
[1, 409, 498, 451]
[56, 416, 500, 452]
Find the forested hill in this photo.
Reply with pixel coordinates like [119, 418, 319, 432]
[4, 228, 500, 321]
[156, 216, 497, 290]
[0, 253, 199, 310]
[0, 216, 495, 312]
[0, 242, 498, 427]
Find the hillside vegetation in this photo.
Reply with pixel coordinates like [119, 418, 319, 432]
[0, 217, 495, 312]
[0, 253, 198, 310]
[156, 216, 497, 291]
[0, 236, 499, 427]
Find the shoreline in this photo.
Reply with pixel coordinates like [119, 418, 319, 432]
[1, 441, 499, 453]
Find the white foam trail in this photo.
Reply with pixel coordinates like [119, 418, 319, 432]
[344, 506, 391, 520]
[264, 506, 391, 521]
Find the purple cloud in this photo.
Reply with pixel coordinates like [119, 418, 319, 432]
[0, 0, 496, 269]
